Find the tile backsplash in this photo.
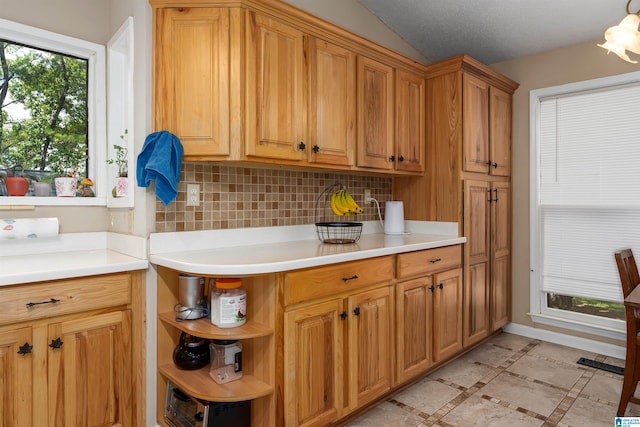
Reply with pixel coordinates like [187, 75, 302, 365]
[155, 163, 393, 232]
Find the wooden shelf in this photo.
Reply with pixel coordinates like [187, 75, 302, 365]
[159, 311, 273, 340]
[159, 363, 273, 402]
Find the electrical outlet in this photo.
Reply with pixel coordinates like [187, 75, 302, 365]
[364, 189, 372, 204]
[186, 184, 200, 207]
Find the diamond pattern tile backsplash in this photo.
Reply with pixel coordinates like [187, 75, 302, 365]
[154, 163, 393, 232]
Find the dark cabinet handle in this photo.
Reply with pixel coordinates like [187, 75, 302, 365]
[312, 145, 320, 153]
[488, 189, 493, 203]
[492, 162, 498, 168]
[26, 298, 60, 308]
[398, 155, 404, 162]
[430, 258, 442, 264]
[438, 283, 444, 290]
[493, 188, 499, 202]
[353, 306, 360, 316]
[428, 285, 435, 292]
[340, 311, 348, 320]
[49, 337, 63, 349]
[389, 155, 395, 162]
[342, 274, 359, 282]
[17, 342, 33, 355]
[298, 141, 306, 150]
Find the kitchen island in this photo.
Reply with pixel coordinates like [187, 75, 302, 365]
[150, 221, 467, 426]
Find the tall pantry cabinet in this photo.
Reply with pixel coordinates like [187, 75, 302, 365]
[393, 55, 519, 348]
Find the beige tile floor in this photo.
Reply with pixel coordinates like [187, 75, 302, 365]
[345, 332, 640, 427]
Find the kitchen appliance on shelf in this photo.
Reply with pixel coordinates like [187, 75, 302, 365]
[164, 380, 251, 427]
[174, 274, 207, 320]
[172, 332, 210, 371]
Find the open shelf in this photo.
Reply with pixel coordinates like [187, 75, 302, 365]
[159, 363, 273, 402]
[159, 311, 273, 340]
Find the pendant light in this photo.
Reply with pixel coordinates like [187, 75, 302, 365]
[599, 0, 640, 63]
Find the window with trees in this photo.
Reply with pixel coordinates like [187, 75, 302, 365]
[0, 18, 107, 205]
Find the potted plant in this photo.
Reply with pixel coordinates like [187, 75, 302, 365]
[107, 130, 129, 197]
[3, 165, 30, 196]
[32, 175, 53, 197]
[54, 170, 78, 197]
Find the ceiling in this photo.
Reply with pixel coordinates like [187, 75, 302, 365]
[356, 0, 631, 64]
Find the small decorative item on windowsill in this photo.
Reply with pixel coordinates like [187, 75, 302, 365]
[108, 130, 129, 198]
[3, 165, 29, 196]
[54, 171, 77, 197]
[77, 178, 95, 197]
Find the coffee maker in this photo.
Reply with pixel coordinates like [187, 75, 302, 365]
[174, 274, 207, 320]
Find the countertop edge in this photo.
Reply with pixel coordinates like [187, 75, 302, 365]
[150, 236, 466, 276]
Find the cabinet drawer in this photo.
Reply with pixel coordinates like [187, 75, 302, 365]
[284, 256, 394, 306]
[0, 273, 132, 325]
[397, 245, 461, 279]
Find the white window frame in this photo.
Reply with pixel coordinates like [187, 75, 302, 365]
[0, 18, 107, 206]
[529, 71, 640, 342]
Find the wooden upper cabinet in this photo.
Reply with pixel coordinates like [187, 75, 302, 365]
[395, 69, 425, 173]
[489, 87, 512, 177]
[462, 73, 490, 174]
[245, 12, 307, 161]
[356, 56, 394, 170]
[154, 8, 231, 159]
[308, 38, 356, 166]
[463, 73, 512, 176]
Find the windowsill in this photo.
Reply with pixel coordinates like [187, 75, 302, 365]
[0, 196, 107, 207]
[529, 312, 625, 342]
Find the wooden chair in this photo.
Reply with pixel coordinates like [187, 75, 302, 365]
[616, 249, 640, 416]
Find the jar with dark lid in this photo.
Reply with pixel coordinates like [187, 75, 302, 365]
[209, 339, 243, 384]
[210, 278, 247, 328]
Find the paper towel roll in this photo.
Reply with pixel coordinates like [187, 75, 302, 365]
[384, 201, 405, 235]
[1, 218, 59, 240]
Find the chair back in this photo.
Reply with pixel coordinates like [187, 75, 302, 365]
[615, 249, 640, 298]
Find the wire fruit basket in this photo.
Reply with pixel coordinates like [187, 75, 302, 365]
[314, 184, 362, 244]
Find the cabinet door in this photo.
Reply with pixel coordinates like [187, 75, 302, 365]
[284, 299, 344, 427]
[490, 87, 512, 177]
[396, 277, 431, 383]
[246, 12, 306, 161]
[432, 268, 463, 363]
[395, 69, 425, 173]
[356, 56, 394, 170]
[155, 8, 230, 158]
[48, 310, 132, 427]
[491, 182, 511, 330]
[462, 74, 489, 173]
[308, 38, 356, 166]
[0, 327, 32, 426]
[463, 180, 491, 347]
[348, 286, 393, 410]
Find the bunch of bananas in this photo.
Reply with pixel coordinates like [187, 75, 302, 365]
[330, 188, 364, 216]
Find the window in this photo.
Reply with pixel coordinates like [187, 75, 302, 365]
[530, 72, 640, 339]
[0, 18, 106, 205]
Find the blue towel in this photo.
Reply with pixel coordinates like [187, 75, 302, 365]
[136, 131, 183, 205]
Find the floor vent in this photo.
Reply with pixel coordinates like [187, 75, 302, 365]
[576, 357, 624, 375]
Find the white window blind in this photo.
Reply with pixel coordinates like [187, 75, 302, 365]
[539, 83, 640, 303]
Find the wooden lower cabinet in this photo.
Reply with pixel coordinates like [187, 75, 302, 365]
[396, 266, 463, 383]
[283, 284, 393, 426]
[0, 272, 145, 427]
[0, 327, 33, 426]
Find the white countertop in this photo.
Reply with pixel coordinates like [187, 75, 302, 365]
[0, 232, 148, 286]
[150, 221, 465, 276]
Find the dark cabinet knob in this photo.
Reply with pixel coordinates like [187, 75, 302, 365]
[312, 145, 320, 153]
[389, 155, 396, 162]
[17, 342, 33, 355]
[298, 141, 306, 150]
[340, 311, 348, 320]
[398, 155, 404, 162]
[428, 285, 435, 292]
[353, 306, 360, 316]
[49, 337, 63, 349]
[438, 283, 444, 290]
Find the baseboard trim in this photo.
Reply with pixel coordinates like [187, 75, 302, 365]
[503, 322, 626, 359]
